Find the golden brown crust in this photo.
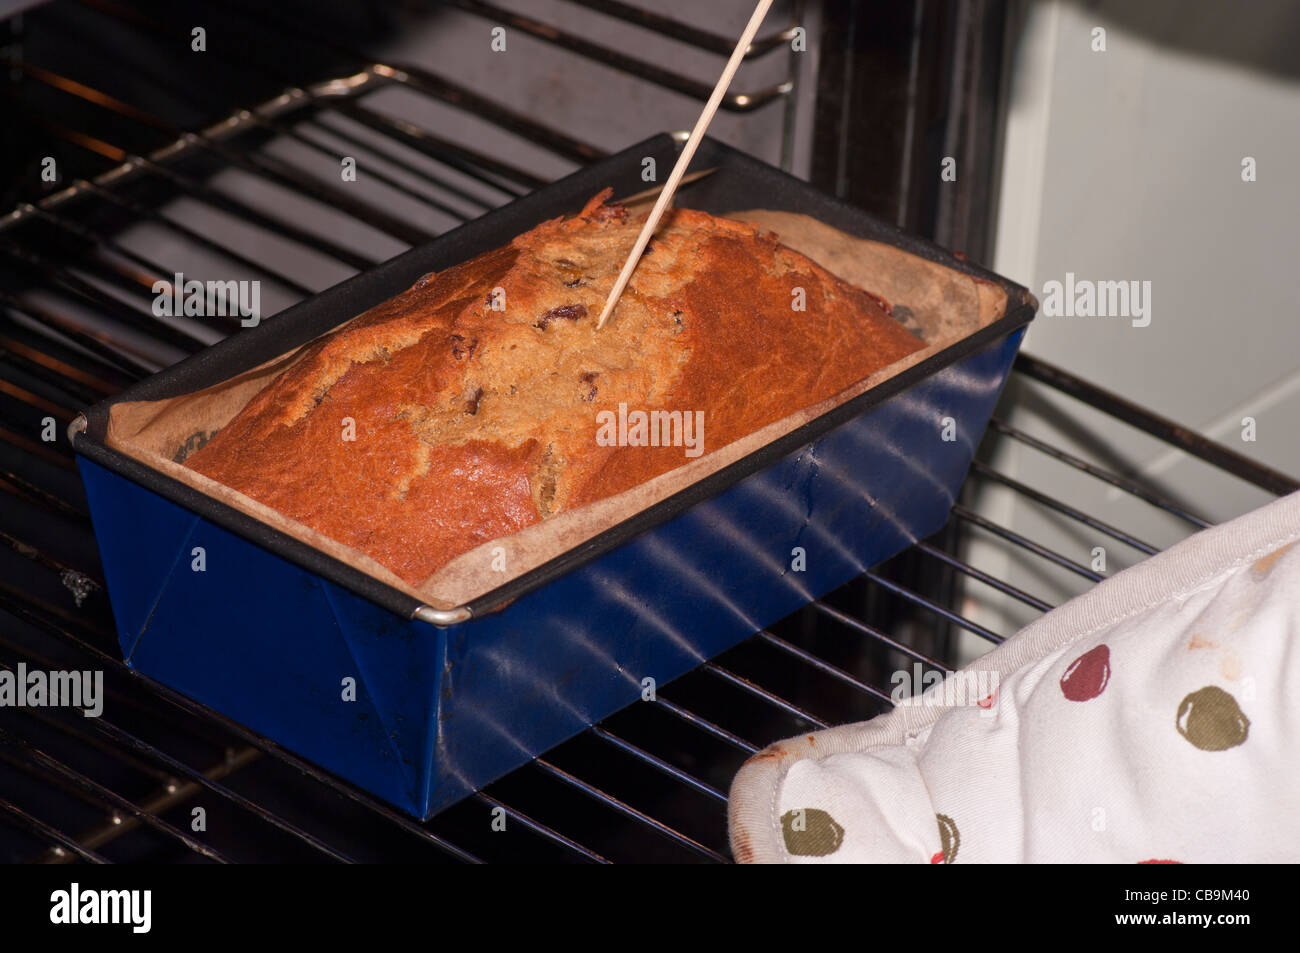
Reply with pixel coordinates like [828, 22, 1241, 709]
[185, 190, 925, 584]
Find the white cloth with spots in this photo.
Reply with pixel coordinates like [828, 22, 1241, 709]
[728, 490, 1300, 863]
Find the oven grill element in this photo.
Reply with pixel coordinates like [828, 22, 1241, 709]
[1, 0, 1296, 863]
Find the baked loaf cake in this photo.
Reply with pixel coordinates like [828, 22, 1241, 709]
[184, 190, 925, 585]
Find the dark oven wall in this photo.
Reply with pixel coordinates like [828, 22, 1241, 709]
[3, 0, 812, 218]
[4, 0, 1006, 253]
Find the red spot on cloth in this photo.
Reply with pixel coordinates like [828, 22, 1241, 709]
[1061, 644, 1111, 701]
[1138, 859, 1182, 864]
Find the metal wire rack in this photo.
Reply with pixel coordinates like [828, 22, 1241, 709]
[1, 0, 1296, 864]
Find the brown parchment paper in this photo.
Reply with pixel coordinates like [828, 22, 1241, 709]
[104, 210, 1008, 612]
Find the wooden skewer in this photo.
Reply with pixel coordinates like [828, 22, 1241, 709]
[595, 0, 776, 330]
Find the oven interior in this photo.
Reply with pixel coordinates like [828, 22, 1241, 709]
[1, 0, 1295, 863]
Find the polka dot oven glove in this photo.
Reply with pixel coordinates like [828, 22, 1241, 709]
[728, 490, 1300, 863]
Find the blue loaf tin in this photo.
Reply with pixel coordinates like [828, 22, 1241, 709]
[71, 134, 1035, 819]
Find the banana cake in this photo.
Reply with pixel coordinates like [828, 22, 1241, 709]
[183, 189, 926, 585]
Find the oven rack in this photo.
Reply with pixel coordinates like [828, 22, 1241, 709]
[1, 0, 1296, 864]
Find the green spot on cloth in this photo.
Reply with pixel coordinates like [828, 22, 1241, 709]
[780, 808, 845, 856]
[936, 813, 960, 864]
[1176, 686, 1249, 751]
